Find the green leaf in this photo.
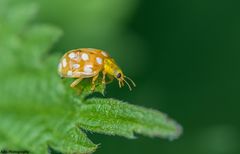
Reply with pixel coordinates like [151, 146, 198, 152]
[76, 98, 182, 140]
[52, 127, 97, 154]
[23, 24, 63, 55]
[20, 24, 63, 69]
[0, 2, 97, 154]
[0, 1, 182, 154]
[4, 2, 38, 33]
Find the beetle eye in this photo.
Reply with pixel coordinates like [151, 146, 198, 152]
[116, 73, 121, 78]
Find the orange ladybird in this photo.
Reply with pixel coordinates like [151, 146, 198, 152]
[58, 48, 135, 91]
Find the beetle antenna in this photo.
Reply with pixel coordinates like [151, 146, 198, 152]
[123, 79, 132, 91]
[121, 81, 125, 87]
[118, 80, 122, 88]
[124, 76, 136, 87]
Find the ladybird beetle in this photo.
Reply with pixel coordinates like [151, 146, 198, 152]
[58, 48, 136, 91]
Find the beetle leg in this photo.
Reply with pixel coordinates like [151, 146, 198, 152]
[91, 74, 99, 91]
[71, 77, 83, 88]
[102, 71, 106, 85]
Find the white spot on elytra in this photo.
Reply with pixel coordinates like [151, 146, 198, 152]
[81, 53, 89, 61]
[68, 52, 76, 59]
[72, 64, 80, 69]
[96, 57, 102, 64]
[58, 63, 62, 71]
[67, 70, 73, 76]
[62, 58, 67, 67]
[101, 51, 108, 57]
[84, 65, 93, 73]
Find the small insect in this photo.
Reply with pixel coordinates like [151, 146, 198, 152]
[58, 48, 136, 91]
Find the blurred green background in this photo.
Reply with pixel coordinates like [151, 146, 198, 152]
[3, 0, 240, 154]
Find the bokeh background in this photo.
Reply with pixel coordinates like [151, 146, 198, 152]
[3, 0, 240, 154]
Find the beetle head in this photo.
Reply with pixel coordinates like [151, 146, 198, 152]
[114, 69, 136, 91]
[104, 58, 136, 90]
